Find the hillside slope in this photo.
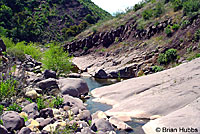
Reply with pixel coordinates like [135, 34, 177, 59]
[66, 0, 200, 79]
[0, 0, 111, 42]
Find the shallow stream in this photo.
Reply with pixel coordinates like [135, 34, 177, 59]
[81, 77, 149, 134]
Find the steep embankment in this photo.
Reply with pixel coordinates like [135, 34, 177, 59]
[91, 57, 200, 133]
[65, 0, 200, 79]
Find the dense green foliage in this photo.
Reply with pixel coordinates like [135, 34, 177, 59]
[42, 44, 72, 75]
[0, 78, 16, 102]
[6, 103, 22, 113]
[0, 0, 111, 43]
[152, 65, 164, 72]
[2, 37, 42, 61]
[158, 49, 178, 65]
[36, 98, 46, 111]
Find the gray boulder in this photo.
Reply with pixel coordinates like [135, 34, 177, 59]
[36, 78, 59, 95]
[81, 127, 94, 134]
[91, 118, 114, 132]
[18, 127, 32, 134]
[2, 111, 25, 131]
[37, 78, 58, 90]
[59, 78, 89, 97]
[0, 125, 9, 134]
[78, 110, 92, 121]
[43, 70, 56, 79]
[63, 95, 86, 110]
[22, 103, 39, 119]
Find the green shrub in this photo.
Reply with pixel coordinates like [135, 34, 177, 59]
[0, 119, 3, 125]
[84, 14, 96, 24]
[0, 78, 17, 102]
[154, 2, 164, 17]
[7, 47, 26, 61]
[36, 98, 46, 111]
[25, 98, 33, 103]
[42, 44, 72, 75]
[181, 20, 190, 29]
[14, 42, 42, 60]
[142, 9, 153, 20]
[165, 25, 172, 37]
[158, 49, 178, 64]
[6, 103, 22, 113]
[52, 96, 64, 108]
[172, 0, 183, 12]
[1, 37, 15, 48]
[152, 65, 164, 72]
[183, 0, 200, 16]
[0, 105, 4, 115]
[172, 24, 180, 31]
[194, 29, 200, 41]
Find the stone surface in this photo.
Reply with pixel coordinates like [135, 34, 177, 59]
[58, 78, 89, 97]
[91, 118, 114, 132]
[92, 58, 200, 119]
[63, 95, 86, 110]
[143, 97, 200, 134]
[109, 117, 132, 131]
[0, 38, 6, 52]
[37, 78, 58, 90]
[0, 125, 9, 134]
[77, 110, 92, 121]
[91, 58, 200, 132]
[23, 103, 39, 119]
[43, 70, 56, 79]
[18, 127, 32, 134]
[25, 90, 39, 99]
[39, 108, 54, 118]
[2, 111, 25, 131]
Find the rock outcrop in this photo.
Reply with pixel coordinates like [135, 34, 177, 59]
[91, 58, 200, 132]
[63, 19, 172, 56]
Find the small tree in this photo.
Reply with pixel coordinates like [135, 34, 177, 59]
[42, 44, 72, 75]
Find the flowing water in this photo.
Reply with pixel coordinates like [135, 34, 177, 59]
[81, 77, 149, 134]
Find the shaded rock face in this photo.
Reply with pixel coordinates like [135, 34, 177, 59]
[59, 78, 89, 97]
[0, 38, 6, 53]
[2, 111, 25, 131]
[0, 125, 9, 134]
[18, 127, 32, 134]
[63, 19, 172, 56]
[43, 70, 56, 79]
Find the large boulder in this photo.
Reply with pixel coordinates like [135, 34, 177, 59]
[94, 69, 108, 79]
[58, 78, 89, 97]
[0, 125, 9, 134]
[22, 103, 39, 119]
[18, 127, 32, 134]
[63, 95, 86, 110]
[91, 118, 114, 132]
[36, 78, 59, 95]
[43, 70, 56, 79]
[2, 111, 25, 131]
[0, 38, 6, 52]
[37, 78, 58, 90]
